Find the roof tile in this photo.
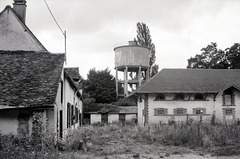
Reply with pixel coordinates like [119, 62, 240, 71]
[0, 51, 64, 107]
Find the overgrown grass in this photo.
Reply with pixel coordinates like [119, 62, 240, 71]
[130, 121, 240, 156]
[1, 121, 240, 158]
[0, 131, 60, 159]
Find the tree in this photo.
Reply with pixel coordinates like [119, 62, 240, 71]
[187, 42, 240, 69]
[226, 43, 240, 69]
[83, 68, 116, 103]
[135, 22, 159, 77]
[187, 42, 229, 69]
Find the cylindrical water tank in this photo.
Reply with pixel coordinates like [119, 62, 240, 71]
[114, 41, 150, 70]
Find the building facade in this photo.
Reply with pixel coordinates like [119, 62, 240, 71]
[0, 1, 82, 138]
[136, 69, 240, 124]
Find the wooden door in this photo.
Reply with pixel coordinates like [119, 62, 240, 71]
[101, 113, 108, 124]
[119, 114, 126, 123]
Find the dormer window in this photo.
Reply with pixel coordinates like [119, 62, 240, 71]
[174, 94, 184, 100]
[223, 88, 235, 106]
[155, 94, 165, 100]
[194, 94, 204, 100]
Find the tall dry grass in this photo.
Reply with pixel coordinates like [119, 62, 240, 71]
[1, 121, 240, 158]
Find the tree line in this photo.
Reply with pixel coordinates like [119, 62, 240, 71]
[187, 42, 240, 69]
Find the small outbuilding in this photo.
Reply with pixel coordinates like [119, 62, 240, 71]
[86, 106, 137, 124]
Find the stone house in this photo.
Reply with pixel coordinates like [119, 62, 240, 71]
[0, 0, 82, 138]
[136, 69, 240, 125]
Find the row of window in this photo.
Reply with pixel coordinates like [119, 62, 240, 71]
[153, 108, 235, 116]
[154, 108, 206, 115]
[155, 94, 206, 101]
[67, 102, 80, 128]
[154, 89, 235, 105]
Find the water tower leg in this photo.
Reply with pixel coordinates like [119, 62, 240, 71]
[146, 68, 150, 80]
[138, 66, 142, 87]
[124, 66, 128, 97]
[115, 68, 118, 99]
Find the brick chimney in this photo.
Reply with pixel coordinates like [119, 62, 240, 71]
[13, 0, 27, 23]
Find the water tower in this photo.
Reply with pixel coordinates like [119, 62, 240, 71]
[114, 41, 150, 98]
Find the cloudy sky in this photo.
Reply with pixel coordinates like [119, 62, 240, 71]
[1, 0, 240, 78]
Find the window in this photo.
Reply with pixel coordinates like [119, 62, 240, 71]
[155, 94, 165, 100]
[157, 109, 165, 114]
[193, 108, 206, 114]
[225, 109, 233, 115]
[154, 108, 168, 115]
[174, 108, 187, 115]
[177, 109, 184, 114]
[60, 81, 63, 103]
[101, 113, 108, 123]
[194, 94, 204, 100]
[71, 105, 74, 126]
[223, 108, 235, 121]
[174, 94, 184, 100]
[223, 88, 234, 106]
[67, 103, 70, 128]
[75, 107, 79, 123]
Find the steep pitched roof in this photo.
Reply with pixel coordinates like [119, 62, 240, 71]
[0, 51, 65, 108]
[64, 67, 81, 81]
[64, 68, 82, 98]
[0, 6, 47, 51]
[136, 69, 240, 94]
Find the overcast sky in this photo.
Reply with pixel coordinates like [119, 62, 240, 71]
[1, 0, 240, 78]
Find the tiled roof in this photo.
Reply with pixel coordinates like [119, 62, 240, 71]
[0, 6, 47, 51]
[64, 69, 82, 98]
[64, 67, 81, 81]
[87, 105, 137, 114]
[118, 106, 137, 114]
[136, 69, 240, 94]
[0, 51, 65, 108]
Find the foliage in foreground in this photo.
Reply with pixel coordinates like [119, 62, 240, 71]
[1, 121, 240, 158]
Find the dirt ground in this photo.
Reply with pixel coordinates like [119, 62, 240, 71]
[61, 126, 240, 159]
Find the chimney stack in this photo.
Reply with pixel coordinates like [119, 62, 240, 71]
[13, 0, 27, 23]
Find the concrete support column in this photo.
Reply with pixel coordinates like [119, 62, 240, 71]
[146, 68, 150, 81]
[138, 66, 142, 87]
[115, 68, 118, 99]
[124, 67, 128, 97]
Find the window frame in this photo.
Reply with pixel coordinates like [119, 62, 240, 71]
[154, 108, 168, 116]
[154, 94, 166, 101]
[194, 94, 205, 101]
[174, 94, 185, 101]
[193, 108, 206, 115]
[173, 108, 187, 115]
[222, 88, 235, 106]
